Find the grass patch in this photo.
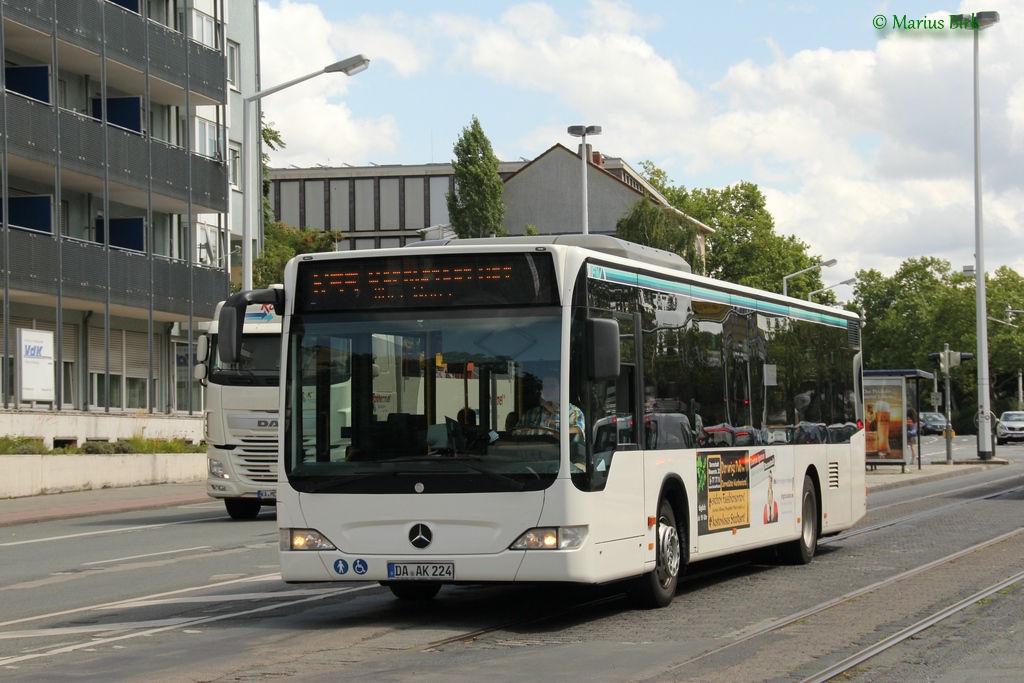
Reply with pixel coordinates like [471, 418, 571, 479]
[0, 435, 205, 455]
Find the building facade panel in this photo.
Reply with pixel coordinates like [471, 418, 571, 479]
[353, 178, 374, 230]
[329, 180, 349, 231]
[1, 0, 251, 437]
[403, 177, 424, 230]
[304, 180, 325, 229]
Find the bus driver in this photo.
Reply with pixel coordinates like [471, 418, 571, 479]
[513, 372, 585, 439]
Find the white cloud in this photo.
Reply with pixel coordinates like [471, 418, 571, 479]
[258, 1, 400, 167]
[256, 0, 1024, 280]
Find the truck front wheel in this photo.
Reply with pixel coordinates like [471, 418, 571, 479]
[224, 498, 262, 520]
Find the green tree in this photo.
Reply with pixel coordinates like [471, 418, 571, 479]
[261, 116, 285, 227]
[615, 199, 699, 270]
[251, 221, 342, 288]
[638, 163, 823, 297]
[447, 116, 506, 238]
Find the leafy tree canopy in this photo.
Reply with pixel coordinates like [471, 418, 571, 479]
[637, 162, 831, 300]
[252, 221, 342, 289]
[447, 116, 506, 239]
[615, 199, 700, 273]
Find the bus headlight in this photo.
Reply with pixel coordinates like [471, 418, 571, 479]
[510, 526, 587, 550]
[208, 459, 228, 479]
[281, 528, 337, 551]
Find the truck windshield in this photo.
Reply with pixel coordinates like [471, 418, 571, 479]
[210, 334, 280, 386]
[284, 308, 567, 494]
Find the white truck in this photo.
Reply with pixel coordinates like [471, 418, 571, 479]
[194, 293, 282, 519]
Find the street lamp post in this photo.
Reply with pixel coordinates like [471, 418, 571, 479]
[566, 125, 601, 235]
[782, 258, 837, 298]
[808, 277, 856, 302]
[241, 55, 370, 291]
[958, 11, 1000, 459]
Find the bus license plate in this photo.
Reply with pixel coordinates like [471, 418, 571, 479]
[257, 489, 276, 500]
[387, 562, 455, 580]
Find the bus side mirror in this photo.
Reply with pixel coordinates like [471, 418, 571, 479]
[587, 318, 620, 381]
[194, 363, 208, 381]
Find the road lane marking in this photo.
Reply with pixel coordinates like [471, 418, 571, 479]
[0, 572, 283, 629]
[0, 516, 229, 547]
[81, 546, 212, 566]
[0, 584, 377, 666]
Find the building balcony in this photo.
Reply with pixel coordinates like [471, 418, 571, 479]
[4, 94, 227, 214]
[0, 228, 229, 318]
[2, 0, 224, 106]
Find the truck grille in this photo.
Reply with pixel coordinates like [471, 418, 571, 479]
[231, 438, 278, 483]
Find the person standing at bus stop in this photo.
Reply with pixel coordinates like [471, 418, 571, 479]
[906, 407, 918, 462]
[514, 372, 585, 438]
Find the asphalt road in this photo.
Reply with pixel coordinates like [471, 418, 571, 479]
[1, 437, 1022, 682]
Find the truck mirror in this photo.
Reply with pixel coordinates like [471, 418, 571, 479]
[587, 318, 620, 381]
[195, 334, 209, 363]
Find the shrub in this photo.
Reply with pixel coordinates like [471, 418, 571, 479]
[112, 440, 136, 454]
[81, 440, 114, 454]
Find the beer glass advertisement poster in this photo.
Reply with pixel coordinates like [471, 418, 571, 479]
[864, 378, 905, 461]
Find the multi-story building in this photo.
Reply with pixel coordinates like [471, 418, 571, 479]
[0, 0, 258, 446]
[268, 143, 710, 267]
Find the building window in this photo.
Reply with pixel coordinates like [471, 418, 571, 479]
[126, 378, 148, 410]
[62, 361, 75, 408]
[195, 118, 221, 158]
[92, 373, 123, 409]
[175, 341, 202, 412]
[229, 145, 241, 187]
[226, 41, 239, 89]
[185, 10, 218, 48]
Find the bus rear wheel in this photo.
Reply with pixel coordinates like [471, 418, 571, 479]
[631, 498, 683, 608]
[385, 581, 442, 601]
[224, 498, 262, 520]
[779, 474, 818, 564]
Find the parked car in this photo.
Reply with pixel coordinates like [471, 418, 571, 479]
[996, 411, 1024, 445]
[919, 411, 950, 435]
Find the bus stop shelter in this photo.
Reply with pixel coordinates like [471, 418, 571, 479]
[864, 369, 934, 471]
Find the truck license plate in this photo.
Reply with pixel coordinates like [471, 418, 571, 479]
[387, 562, 454, 580]
[257, 489, 276, 500]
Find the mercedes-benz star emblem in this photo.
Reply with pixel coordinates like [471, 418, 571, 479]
[408, 523, 433, 549]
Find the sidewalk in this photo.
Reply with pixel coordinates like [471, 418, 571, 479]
[0, 458, 1011, 527]
[863, 458, 1010, 493]
[0, 481, 211, 527]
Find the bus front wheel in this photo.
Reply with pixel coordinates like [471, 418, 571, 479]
[631, 498, 683, 608]
[385, 582, 442, 601]
[779, 474, 818, 564]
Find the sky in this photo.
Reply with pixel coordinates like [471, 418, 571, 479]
[256, 0, 1023, 295]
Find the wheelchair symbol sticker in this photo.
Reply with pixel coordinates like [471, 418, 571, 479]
[353, 559, 368, 575]
[333, 559, 349, 575]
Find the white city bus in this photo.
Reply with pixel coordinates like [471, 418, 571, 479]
[218, 235, 866, 607]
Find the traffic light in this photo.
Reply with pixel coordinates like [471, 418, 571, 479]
[949, 351, 974, 367]
[939, 351, 948, 375]
[927, 352, 941, 370]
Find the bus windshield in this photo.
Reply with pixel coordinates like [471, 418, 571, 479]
[209, 333, 280, 386]
[284, 308, 567, 494]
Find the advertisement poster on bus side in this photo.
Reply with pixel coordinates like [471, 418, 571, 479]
[696, 450, 751, 534]
[697, 449, 795, 535]
[864, 378, 906, 462]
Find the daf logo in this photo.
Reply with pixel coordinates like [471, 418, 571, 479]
[408, 523, 433, 549]
[257, 419, 278, 428]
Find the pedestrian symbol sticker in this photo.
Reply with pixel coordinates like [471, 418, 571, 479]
[333, 559, 349, 575]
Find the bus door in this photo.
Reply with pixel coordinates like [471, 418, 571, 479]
[579, 312, 646, 554]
